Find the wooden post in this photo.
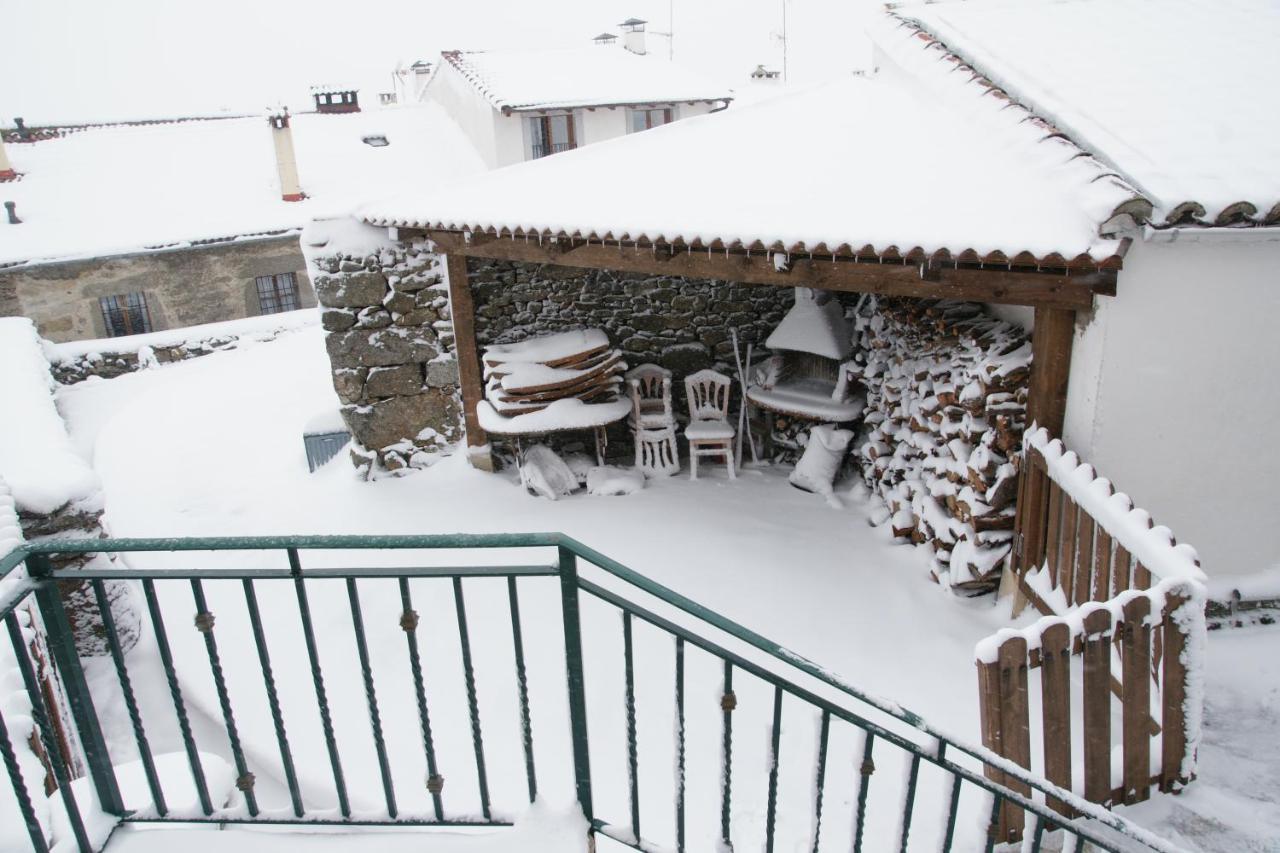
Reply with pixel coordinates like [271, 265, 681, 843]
[1043, 476, 1064, 589]
[443, 252, 494, 471]
[1040, 622, 1073, 817]
[997, 638, 1031, 842]
[1059, 496, 1080, 604]
[1082, 608, 1113, 806]
[1026, 307, 1076, 437]
[1160, 590, 1190, 792]
[1121, 596, 1152, 805]
[1074, 512, 1096, 607]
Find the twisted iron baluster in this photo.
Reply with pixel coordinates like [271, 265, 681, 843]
[452, 576, 491, 820]
[811, 709, 830, 853]
[242, 578, 304, 816]
[398, 578, 444, 819]
[141, 579, 212, 815]
[0, 700, 49, 853]
[623, 611, 640, 844]
[92, 578, 166, 816]
[507, 576, 537, 803]
[765, 686, 783, 853]
[346, 577, 397, 818]
[190, 579, 258, 816]
[720, 661, 735, 850]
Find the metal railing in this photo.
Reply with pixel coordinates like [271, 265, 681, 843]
[530, 141, 575, 159]
[0, 535, 1184, 852]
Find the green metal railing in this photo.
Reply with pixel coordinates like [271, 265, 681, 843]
[0, 534, 1183, 853]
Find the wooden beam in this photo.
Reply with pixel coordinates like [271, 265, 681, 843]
[426, 231, 1108, 310]
[1026, 307, 1076, 436]
[443, 252, 493, 471]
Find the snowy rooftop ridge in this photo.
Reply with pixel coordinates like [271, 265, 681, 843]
[893, 0, 1280, 229]
[363, 50, 1135, 268]
[439, 47, 733, 113]
[0, 104, 485, 268]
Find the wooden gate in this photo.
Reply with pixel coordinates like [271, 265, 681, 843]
[982, 428, 1207, 843]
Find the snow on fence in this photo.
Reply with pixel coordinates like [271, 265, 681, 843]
[1011, 427, 1207, 614]
[976, 578, 1205, 844]
[976, 427, 1209, 843]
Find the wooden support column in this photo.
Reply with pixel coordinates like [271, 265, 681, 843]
[1006, 306, 1077, 609]
[443, 252, 493, 471]
[1026, 307, 1076, 438]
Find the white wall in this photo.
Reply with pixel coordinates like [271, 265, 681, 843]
[1063, 232, 1280, 577]
[422, 62, 502, 169]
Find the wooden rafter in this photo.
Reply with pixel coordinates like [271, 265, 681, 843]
[424, 230, 1112, 310]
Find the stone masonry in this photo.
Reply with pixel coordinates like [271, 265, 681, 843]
[309, 241, 462, 477]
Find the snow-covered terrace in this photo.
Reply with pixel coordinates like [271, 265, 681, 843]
[892, 0, 1280, 228]
[367, 19, 1144, 270]
[0, 104, 484, 269]
[438, 47, 733, 112]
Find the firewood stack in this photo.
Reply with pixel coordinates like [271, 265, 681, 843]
[483, 329, 627, 416]
[853, 298, 1030, 594]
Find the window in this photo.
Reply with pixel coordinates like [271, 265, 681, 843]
[256, 272, 300, 314]
[99, 292, 153, 337]
[628, 107, 673, 133]
[527, 113, 576, 159]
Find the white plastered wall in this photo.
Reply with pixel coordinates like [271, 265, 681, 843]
[1063, 231, 1280, 577]
[422, 62, 503, 169]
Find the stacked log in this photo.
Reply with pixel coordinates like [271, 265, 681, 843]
[854, 298, 1030, 594]
[483, 329, 626, 415]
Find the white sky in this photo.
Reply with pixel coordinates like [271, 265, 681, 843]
[2, 0, 878, 125]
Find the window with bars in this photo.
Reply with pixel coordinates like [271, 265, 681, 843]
[99, 292, 153, 338]
[527, 113, 577, 159]
[627, 107, 673, 133]
[256, 272, 300, 314]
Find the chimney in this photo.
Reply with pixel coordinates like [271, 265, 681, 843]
[5, 201, 20, 225]
[13, 117, 30, 140]
[0, 136, 15, 181]
[619, 18, 647, 55]
[592, 32, 618, 47]
[268, 110, 304, 202]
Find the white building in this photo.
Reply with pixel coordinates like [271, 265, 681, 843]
[418, 20, 734, 169]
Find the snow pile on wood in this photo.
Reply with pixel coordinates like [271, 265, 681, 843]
[0, 318, 99, 513]
[479, 329, 630, 434]
[854, 299, 1030, 593]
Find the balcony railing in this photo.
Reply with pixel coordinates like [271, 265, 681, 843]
[0, 534, 1185, 852]
[530, 141, 575, 159]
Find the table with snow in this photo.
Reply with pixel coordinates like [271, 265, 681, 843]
[478, 329, 631, 469]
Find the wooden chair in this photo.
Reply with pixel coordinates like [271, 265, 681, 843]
[627, 364, 679, 477]
[683, 369, 736, 480]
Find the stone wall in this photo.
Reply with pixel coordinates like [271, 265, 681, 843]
[469, 258, 793, 378]
[308, 242, 462, 476]
[1, 235, 314, 343]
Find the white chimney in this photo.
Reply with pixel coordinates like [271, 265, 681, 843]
[268, 110, 304, 202]
[0, 136, 15, 181]
[619, 17, 647, 55]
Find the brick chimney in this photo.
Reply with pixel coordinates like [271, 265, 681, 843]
[619, 18, 647, 55]
[0, 134, 15, 181]
[268, 110, 304, 202]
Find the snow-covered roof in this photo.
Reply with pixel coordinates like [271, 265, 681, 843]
[364, 33, 1140, 269]
[0, 104, 485, 268]
[439, 47, 733, 113]
[894, 0, 1280, 228]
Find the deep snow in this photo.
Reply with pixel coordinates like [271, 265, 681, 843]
[43, 325, 1280, 851]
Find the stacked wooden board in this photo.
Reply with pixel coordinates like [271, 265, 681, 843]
[483, 329, 626, 415]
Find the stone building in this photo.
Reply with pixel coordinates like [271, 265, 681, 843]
[0, 103, 484, 342]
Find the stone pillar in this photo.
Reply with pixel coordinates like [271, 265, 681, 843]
[304, 225, 464, 477]
[268, 111, 304, 202]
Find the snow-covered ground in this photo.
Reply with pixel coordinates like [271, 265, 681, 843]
[48, 325, 1280, 852]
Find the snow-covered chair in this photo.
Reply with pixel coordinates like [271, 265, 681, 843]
[627, 364, 679, 477]
[683, 369, 736, 480]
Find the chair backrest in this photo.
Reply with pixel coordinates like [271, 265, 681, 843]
[627, 363, 672, 422]
[684, 369, 732, 421]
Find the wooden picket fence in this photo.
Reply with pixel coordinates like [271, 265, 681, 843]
[978, 428, 1207, 843]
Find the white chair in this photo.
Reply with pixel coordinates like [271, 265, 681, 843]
[627, 364, 679, 477]
[683, 369, 736, 480]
